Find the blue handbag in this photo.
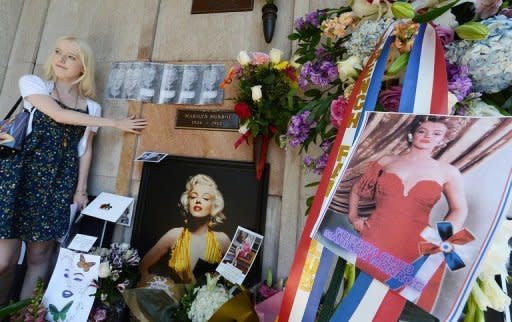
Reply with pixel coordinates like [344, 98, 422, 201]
[0, 97, 30, 157]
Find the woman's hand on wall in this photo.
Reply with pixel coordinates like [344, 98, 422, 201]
[113, 115, 148, 134]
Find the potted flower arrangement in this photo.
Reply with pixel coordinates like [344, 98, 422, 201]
[87, 243, 140, 322]
[280, 2, 512, 321]
[221, 48, 301, 180]
[285, 2, 512, 176]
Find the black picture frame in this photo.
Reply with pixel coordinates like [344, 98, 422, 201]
[191, 0, 254, 14]
[132, 155, 269, 285]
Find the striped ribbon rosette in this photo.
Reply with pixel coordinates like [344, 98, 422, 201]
[278, 22, 451, 322]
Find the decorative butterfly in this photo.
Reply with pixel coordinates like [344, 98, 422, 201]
[49, 300, 73, 321]
[100, 203, 112, 210]
[77, 254, 96, 272]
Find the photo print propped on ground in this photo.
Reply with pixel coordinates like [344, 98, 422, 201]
[216, 226, 264, 285]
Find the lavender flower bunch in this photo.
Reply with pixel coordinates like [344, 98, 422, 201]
[304, 140, 332, 174]
[295, 10, 326, 31]
[286, 111, 317, 148]
[447, 61, 473, 101]
[298, 60, 339, 90]
[88, 243, 141, 321]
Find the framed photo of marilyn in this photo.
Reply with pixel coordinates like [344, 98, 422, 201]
[132, 155, 269, 285]
[312, 112, 512, 321]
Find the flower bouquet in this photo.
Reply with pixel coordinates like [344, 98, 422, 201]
[186, 274, 234, 322]
[278, 1, 512, 321]
[87, 243, 140, 322]
[285, 1, 512, 175]
[222, 48, 301, 179]
[146, 272, 258, 322]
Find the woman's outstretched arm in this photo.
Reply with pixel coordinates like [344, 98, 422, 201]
[74, 132, 95, 210]
[26, 94, 147, 133]
[442, 166, 468, 232]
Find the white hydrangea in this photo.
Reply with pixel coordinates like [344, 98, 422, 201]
[446, 15, 512, 93]
[344, 18, 394, 61]
[464, 98, 504, 116]
[188, 275, 232, 322]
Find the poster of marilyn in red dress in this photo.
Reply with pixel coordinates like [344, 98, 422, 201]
[312, 112, 512, 321]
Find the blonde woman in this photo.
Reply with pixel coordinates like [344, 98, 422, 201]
[0, 36, 147, 302]
[140, 174, 231, 283]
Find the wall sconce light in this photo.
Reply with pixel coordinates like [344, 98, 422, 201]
[262, 1, 278, 43]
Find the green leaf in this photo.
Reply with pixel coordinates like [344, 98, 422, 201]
[288, 33, 300, 40]
[263, 73, 276, 85]
[304, 181, 320, 188]
[317, 258, 347, 322]
[304, 89, 323, 98]
[250, 123, 260, 137]
[0, 299, 32, 318]
[305, 195, 314, 215]
[413, 0, 458, 23]
[387, 52, 410, 75]
[502, 95, 512, 110]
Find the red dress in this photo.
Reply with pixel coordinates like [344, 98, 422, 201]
[356, 162, 446, 312]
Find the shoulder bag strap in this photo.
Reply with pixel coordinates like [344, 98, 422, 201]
[3, 96, 23, 120]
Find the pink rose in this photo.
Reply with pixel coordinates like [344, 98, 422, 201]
[378, 86, 402, 112]
[252, 52, 270, 65]
[330, 96, 348, 128]
[435, 25, 454, 47]
[476, 0, 503, 18]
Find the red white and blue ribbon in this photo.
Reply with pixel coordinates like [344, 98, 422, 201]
[281, 22, 450, 322]
[278, 24, 397, 322]
[325, 23, 453, 322]
[419, 222, 475, 272]
[386, 222, 475, 302]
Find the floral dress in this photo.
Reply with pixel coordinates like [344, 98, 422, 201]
[0, 101, 86, 241]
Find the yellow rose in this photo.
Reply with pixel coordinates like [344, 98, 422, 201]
[269, 48, 283, 64]
[274, 61, 289, 70]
